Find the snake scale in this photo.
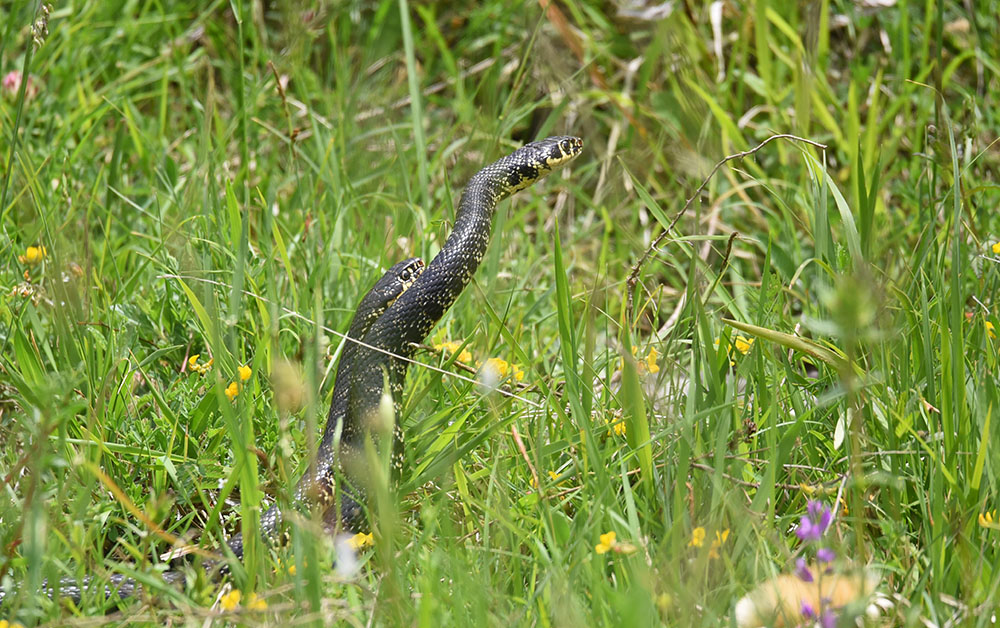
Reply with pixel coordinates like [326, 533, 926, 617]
[0, 135, 583, 605]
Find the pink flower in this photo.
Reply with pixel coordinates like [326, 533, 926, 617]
[2, 70, 38, 100]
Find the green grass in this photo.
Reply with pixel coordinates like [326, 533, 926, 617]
[1, 1, 999, 625]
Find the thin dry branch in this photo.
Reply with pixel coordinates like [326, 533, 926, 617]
[625, 133, 827, 322]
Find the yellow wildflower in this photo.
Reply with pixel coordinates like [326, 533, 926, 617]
[17, 245, 46, 265]
[220, 589, 241, 611]
[595, 531, 616, 554]
[434, 340, 473, 364]
[529, 470, 562, 489]
[714, 335, 753, 365]
[481, 357, 525, 382]
[245, 592, 267, 611]
[688, 526, 706, 548]
[611, 419, 626, 437]
[708, 529, 730, 559]
[733, 336, 754, 354]
[0, 621, 26, 628]
[603, 410, 627, 437]
[993, 242, 1000, 254]
[593, 530, 636, 555]
[987, 321, 996, 340]
[348, 532, 374, 550]
[646, 347, 660, 374]
[224, 381, 239, 401]
[188, 353, 213, 375]
[980, 510, 997, 528]
[288, 564, 296, 576]
[238, 364, 252, 381]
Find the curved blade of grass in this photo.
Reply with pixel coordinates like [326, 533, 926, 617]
[721, 317, 860, 376]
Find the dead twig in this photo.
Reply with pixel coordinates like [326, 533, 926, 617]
[625, 134, 827, 322]
[510, 424, 540, 491]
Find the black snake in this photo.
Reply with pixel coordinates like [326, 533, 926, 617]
[1, 135, 583, 605]
[1, 258, 425, 603]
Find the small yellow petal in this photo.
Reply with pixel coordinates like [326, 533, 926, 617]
[225, 381, 239, 401]
[348, 532, 374, 550]
[220, 589, 241, 610]
[547, 470, 560, 481]
[733, 336, 754, 354]
[238, 364, 252, 381]
[246, 592, 267, 611]
[595, 543, 610, 554]
[599, 531, 616, 547]
[188, 354, 200, 368]
[21, 245, 46, 265]
[646, 347, 660, 374]
[992, 242, 1000, 254]
[688, 527, 705, 548]
[987, 321, 996, 339]
[436, 341, 474, 364]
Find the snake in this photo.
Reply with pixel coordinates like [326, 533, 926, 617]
[227, 256, 425, 559]
[330, 135, 584, 528]
[1, 134, 583, 604]
[0, 258, 424, 604]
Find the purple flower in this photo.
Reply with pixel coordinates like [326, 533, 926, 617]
[796, 500, 833, 541]
[801, 601, 816, 619]
[817, 547, 835, 563]
[820, 610, 838, 628]
[795, 557, 814, 582]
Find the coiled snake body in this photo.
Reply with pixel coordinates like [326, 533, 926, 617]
[333, 136, 583, 527]
[1, 135, 582, 604]
[2, 258, 425, 603]
[227, 256, 425, 559]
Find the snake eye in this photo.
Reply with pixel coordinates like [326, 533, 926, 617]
[560, 137, 581, 156]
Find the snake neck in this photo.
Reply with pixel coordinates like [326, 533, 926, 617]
[358, 175, 507, 358]
[337, 177, 513, 452]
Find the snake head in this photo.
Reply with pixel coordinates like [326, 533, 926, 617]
[363, 257, 426, 315]
[384, 257, 425, 303]
[528, 136, 584, 169]
[504, 136, 583, 192]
